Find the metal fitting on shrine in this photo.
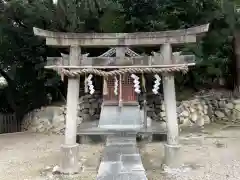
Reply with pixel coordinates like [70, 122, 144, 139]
[114, 76, 118, 95]
[87, 74, 95, 95]
[131, 74, 141, 94]
[152, 74, 161, 94]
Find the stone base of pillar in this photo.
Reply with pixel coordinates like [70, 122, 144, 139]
[162, 143, 181, 169]
[60, 143, 80, 174]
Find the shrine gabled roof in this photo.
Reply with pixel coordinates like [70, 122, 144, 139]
[33, 24, 209, 47]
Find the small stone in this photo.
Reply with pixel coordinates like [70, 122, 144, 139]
[52, 165, 61, 174]
[189, 107, 195, 113]
[233, 99, 240, 104]
[89, 108, 95, 116]
[231, 109, 240, 120]
[159, 111, 166, 117]
[224, 109, 232, 117]
[196, 117, 204, 127]
[234, 104, 240, 111]
[215, 111, 225, 118]
[161, 104, 165, 111]
[203, 108, 208, 115]
[226, 103, 234, 109]
[178, 117, 185, 124]
[180, 110, 189, 117]
[180, 118, 192, 127]
[179, 117, 189, 126]
[190, 112, 198, 122]
[84, 103, 91, 108]
[203, 115, 211, 124]
[198, 110, 204, 116]
[219, 100, 226, 108]
[207, 107, 214, 116]
[44, 166, 52, 171]
[159, 121, 167, 129]
[196, 104, 203, 111]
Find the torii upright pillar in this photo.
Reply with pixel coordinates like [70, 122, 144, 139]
[61, 46, 81, 174]
[161, 44, 180, 168]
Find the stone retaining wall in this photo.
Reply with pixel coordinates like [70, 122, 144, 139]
[21, 91, 240, 135]
[78, 92, 102, 122]
[141, 93, 240, 127]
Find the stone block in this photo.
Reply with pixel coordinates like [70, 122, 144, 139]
[97, 162, 122, 177]
[162, 143, 181, 169]
[121, 154, 144, 171]
[60, 143, 80, 174]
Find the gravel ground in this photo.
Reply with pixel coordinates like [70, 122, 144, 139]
[0, 125, 240, 180]
[0, 132, 104, 180]
[141, 125, 240, 180]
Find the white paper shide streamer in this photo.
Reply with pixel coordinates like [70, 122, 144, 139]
[87, 74, 95, 95]
[0, 76, 7, 89]
[52, 0, 58, 5]
[84, 74, 89, 93]
[152, 74, 161, 94]
[114, 76, 118, 96]
[131, 74, 141, 94]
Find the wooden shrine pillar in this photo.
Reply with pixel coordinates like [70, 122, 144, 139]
[116, 47, 125, 107]
[161, 44, 180, 168]
[61, 46, 81, 174]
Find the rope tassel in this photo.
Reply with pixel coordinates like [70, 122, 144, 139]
[103, 77, 108, 95]
[141, 73, 146, 93]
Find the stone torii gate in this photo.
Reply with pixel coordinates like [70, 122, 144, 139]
[33, 24, 209, 175]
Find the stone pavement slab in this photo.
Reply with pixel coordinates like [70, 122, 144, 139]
[96, 134, 148, 180]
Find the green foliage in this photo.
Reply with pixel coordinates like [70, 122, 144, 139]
[0, 0, 237, 117]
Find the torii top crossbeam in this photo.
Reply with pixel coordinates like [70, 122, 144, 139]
[33, 24, 209, 47]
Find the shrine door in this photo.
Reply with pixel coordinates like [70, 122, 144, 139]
[103, 74, 137, 102]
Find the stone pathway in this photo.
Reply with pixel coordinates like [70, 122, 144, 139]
[97, 135, 147, 179]
[96, 104, 148, 179]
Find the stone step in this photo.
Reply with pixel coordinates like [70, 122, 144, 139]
[98, 105, 144, 128]
[76, 127, 167, 144]
[77, 126, 167, 135]
[76, 133, 167, 144]
[96, 172, 148, 180]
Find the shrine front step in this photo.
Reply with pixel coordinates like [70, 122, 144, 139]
[98, 105, 144, 128]
[76, 128, 167, 144]
[76, 103, 168, 144]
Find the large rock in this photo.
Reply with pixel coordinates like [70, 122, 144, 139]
[21, 106, 82, 135]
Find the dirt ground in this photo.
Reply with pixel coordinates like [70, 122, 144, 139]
[0, 124, 240, 180]
[142, 124, 240, 180]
